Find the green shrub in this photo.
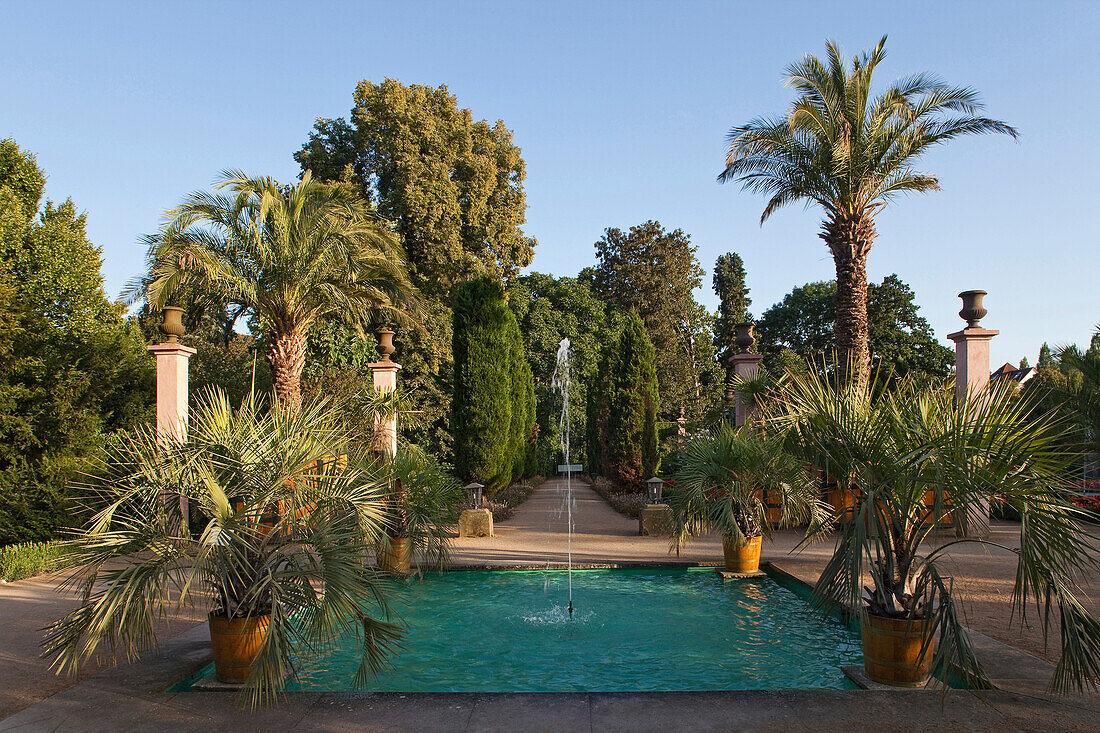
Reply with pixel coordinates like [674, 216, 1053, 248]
[0, 540, 68, 581]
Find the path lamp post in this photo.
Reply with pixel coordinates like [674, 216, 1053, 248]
[646, 477, 665, 505]
[465, 482, 485, 509]
[640, 477, 672, 536]
[459, 482, 493, 538]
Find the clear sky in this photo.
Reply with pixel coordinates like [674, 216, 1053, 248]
[3, 0, 1097, 367]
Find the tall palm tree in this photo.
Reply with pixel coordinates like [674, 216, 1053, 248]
[139, 170, 419, 411]
[719, 36, 1016, 390]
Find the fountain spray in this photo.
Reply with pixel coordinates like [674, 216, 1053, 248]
[551, 338, 574, 618]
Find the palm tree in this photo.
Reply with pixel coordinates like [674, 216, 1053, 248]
[768, 368, 1100, 691]
[138, 170, 419, 411]
[44, 390, 403, 707]
[670, 424, 830, 557]
[719, 36, 1016, 390]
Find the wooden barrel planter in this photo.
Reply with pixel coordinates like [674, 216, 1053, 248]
[722, 535, 762, 573]
[378, 537, 411, 574]
[861, 614, 933, 686]
[209, 612, 269, 684]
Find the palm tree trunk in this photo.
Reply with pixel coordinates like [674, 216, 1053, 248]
[267, 329, 307, 413]
[822, 212, 875, 391]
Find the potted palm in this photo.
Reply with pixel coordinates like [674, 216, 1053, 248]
[670, 424, 830, 573]
[334, 385, 462, 574]
[44, 390, 403, 707]
[375, 446, 463, 574]
[771, 368, 1100, 690]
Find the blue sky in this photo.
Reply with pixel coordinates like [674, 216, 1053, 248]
[3, 1, 1098, 366]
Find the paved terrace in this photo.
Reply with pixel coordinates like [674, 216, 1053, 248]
[2, 477, 1099, 731]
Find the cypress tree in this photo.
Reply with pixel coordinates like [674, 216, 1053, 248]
[1038, 343, 1054, 370]
[606, 311, 660, 487]
[506, 315, 535, 483]
[452, 276, 513, 494]
[586, 342, 613, 477]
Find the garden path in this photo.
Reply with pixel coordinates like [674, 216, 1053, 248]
[449, 477, 729, 568]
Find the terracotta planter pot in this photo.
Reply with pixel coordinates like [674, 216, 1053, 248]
[209, 612, 269, 684]
[722, 535, 762, 573]
[379, 537, 411, 574]
[861, 613, 934, 687]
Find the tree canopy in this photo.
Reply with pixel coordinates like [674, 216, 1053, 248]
[296, 79, 535, 296]
[0, 139, 152, 544]
[754, 274, 952, 378]
[591, 220, 721, 423]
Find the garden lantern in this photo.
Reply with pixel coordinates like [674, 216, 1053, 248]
[465, 482, 484, 509]
[646, 477, 665, 505]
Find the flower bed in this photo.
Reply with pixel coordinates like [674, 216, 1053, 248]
[487, 477, 545, 522]
[590, 476, 648, 519]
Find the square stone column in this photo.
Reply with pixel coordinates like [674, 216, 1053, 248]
[147, 341, 196, 528]
[147, 342, 197, 444]
[729, 352, 764, 427]
[946, 327, 999, 402]
[946, 324, 998, 539]
[368, 359, 401, 458]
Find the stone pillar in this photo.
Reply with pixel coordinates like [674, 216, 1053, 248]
[730, 353, 764, 427]
[946, 290, 997, 538]
[728, 323, 764, 428]
[368, 329, 401, 458]
[147, 307, 195, 528]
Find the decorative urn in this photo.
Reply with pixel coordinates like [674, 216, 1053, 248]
[734, 323, 755, 353]
[958, 291, 988, 328]
[376, 329, 396, 361]
[160, 307, 186, 343]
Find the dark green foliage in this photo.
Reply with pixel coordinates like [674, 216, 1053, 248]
[1039, 343, 1055, 369]
[754, 275, 952, 378]
[712, 252, 752, 366]
[591, 222, 721, 425]
[586, 342, 612, 477]
[605, 311, 660, 487]
[0, 140, 153, 544]
[507, 273, 616, 474]
[296, 80, 537, 457]
[452, 276, 534, 494]
[191, 334, 273, 407]
[506, 316, 536, 482]
[1024, 329, 1100, 453]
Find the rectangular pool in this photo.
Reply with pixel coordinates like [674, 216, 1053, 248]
[180, 566, 862, 692]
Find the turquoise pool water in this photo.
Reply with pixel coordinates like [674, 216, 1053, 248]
[193, 567, 858, 692]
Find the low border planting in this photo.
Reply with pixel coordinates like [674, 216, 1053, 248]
[0, 541, 68, 582]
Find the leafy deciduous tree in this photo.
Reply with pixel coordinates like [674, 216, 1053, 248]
[754, 275, 952, 378]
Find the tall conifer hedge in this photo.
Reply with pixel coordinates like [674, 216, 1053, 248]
[606, 311, 659, 487]
[452, 276, 535, 494]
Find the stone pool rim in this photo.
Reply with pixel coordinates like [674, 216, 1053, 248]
[168, 561, 862, 695]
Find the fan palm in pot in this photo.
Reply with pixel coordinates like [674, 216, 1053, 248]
[44, 390, 403, 707]
[770, 368, 1100, 690]
[670, 424, 830, 573]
